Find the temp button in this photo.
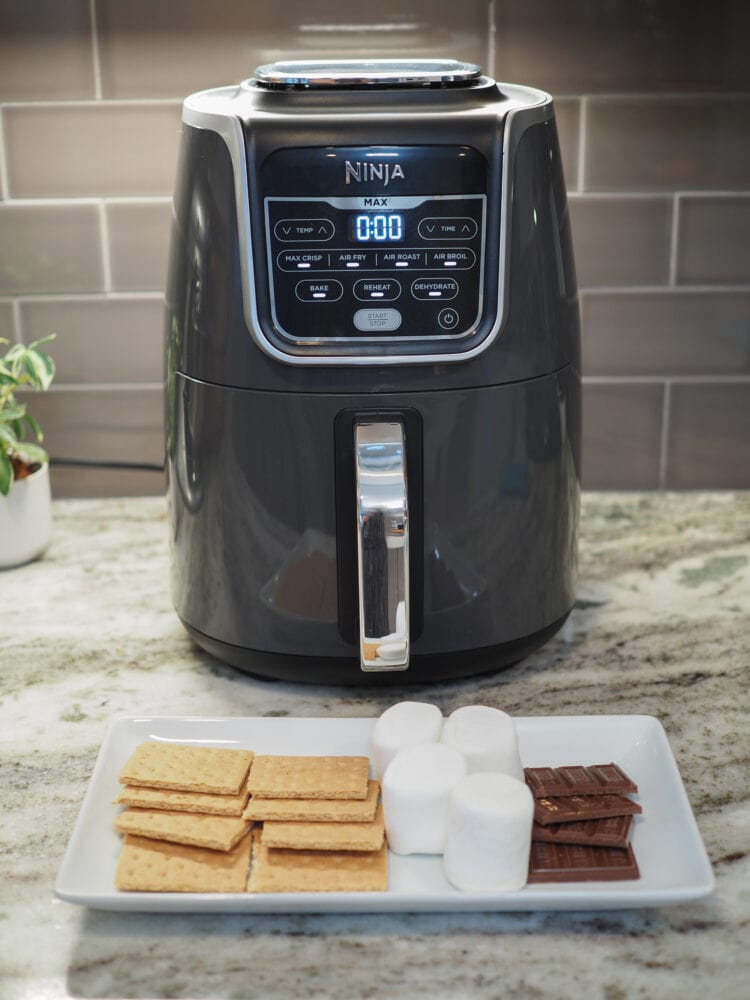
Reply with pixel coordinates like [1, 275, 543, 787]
[353, 308, 402, 332]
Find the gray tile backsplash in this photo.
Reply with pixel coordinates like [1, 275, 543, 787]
[666, 384, 750, 488]
[582, 291, 750, 376]
[582, 383, 664, 489]
[106, 202, 172, 292]
[1, 3, 749, 494]
[20, 297, 164, 383]
[4, 104, 182, 198]
[568, 197, 672, 287]
[97, 0, 488, 99]
[585, 97, 750, 193]
[0, 204, 104, 294]
[677, 196, 750, 285]
[493, 0, 750, 94]
[0, 0, 95, 101]
[30, 387, 164, 464]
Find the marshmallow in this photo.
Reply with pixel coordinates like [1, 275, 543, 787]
[440, 705, 524, 780]
[443, 772, 533, 892]
[382, 743, 467, 855]
[371, 701, 443, 781]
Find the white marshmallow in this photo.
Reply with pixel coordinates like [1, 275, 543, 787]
[440, 705, 524, 780]
[382, 743, 467, 855]
[443, 772, 534, 892]
[371, 701, 443, 781]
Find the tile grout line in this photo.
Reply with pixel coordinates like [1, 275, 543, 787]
[577, 97, 587, 193]
[486, 0, 496, 79]
[98, 202, 113, 293]
[0, 107, 8, 200]
[668, 194, 680, 286]
[584, 375, 750, 384]
[658, 380, 672, 489]
[89, 0, 103, 101]
[11, 298, 22, 344]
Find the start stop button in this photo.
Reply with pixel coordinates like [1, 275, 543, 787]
[353, 308, 402, 332]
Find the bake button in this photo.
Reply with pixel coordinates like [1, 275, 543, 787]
[438, 308, 460, 330]
[411, 277, 459, 301]
[353, 308, 402, 332]
[353, 278, 401, 302]
[295, 279, 343, 302]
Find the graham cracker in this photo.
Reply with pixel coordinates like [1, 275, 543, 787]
[119, 742, 254, 795]
[114, 808, 251, 852]
[115, 832, 252, 893]
[243, 779, 380, 822]
[262, 802, 385, 852]
[114, 785, 249, 817]
[248, 829, 387, 893]
[247, 755, 369, 800]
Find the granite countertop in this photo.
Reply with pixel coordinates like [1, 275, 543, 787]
[1, 492, 749, 999]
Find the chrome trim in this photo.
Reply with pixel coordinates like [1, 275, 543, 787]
[251, 59, 482, 90]
[354, 422, 409, 672]
[181, 81, 554, 366]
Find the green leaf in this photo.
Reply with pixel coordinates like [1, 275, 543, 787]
[27, 333, 57, 350]
[13, 440, 48, 465]
[23, 351, 50, 390]
[0, 424, 18, 449]
[1, 402, 26, 421]
[22, 411, 43, 442]
[0, 450, 12, 496]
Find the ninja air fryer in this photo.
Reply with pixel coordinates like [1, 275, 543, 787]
[165, 59, 581, 684]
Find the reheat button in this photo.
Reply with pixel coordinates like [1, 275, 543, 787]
[353, 278, 401, 302]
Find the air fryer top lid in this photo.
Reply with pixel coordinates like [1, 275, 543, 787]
[251, 58, 483, 90]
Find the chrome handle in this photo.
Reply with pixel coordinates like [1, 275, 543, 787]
[354, 421, 409, 672]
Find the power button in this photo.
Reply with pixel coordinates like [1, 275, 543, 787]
[438, 308, 460, 330]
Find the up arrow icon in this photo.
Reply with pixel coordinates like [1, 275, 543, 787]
[461, 223, 471, 233]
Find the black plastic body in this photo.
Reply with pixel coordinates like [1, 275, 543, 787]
[165, 82, 581, 684]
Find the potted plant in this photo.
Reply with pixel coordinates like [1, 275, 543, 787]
[0, 335, 56, 568]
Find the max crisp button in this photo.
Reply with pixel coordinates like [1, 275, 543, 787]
[353, 308, 402, 332]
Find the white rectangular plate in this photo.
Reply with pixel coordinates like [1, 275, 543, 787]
[55, 714, 714, 912]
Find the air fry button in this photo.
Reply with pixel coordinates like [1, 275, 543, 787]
[411, 277, 458, 301]
[295, 279, 343, 302]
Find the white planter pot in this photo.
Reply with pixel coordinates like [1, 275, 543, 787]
[0, 463, 53, 569]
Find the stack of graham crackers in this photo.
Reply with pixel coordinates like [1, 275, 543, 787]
[113, 742, 387, 893]
[524, 762, 642, 882]
[244, 754, 387, 892]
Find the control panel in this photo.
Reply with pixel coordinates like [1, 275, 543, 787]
[257, 146, 490, 350]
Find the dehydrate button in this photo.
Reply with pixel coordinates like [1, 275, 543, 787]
[411, 277, 458, 300]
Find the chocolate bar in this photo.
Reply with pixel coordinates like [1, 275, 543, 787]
[524, 763, 637, 798]
[534, 793, 642, 826]
[527, 841, 640, 883]
[531, 814, 634, 848]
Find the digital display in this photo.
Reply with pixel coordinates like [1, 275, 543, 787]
[349, 213, 404, 243]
